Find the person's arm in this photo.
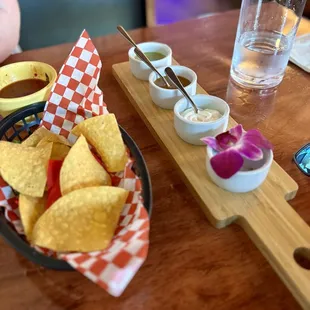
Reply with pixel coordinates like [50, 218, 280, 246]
[0, 0, 20, 63]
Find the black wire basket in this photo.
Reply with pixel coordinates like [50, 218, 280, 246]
[0, 102, 152, 270]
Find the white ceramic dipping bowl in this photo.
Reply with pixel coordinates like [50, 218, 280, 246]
[206, 147, 273, 193]
[174, 94, 230, 145]
[129, 42, 172, 80]
[149, 65, 197, 110]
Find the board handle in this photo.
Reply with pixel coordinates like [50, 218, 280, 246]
[237, 192, 310, 310]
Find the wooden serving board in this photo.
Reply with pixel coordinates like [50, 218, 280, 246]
[113, 61, 310, 309]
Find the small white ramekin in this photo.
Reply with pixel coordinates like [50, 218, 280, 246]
[174, 94, 230, 145]
[149, 65, 197, 110]
[206, 147, 273, 193]
[129, 42, 172, 80]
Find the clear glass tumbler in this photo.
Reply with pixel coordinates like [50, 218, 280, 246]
[230, 0, 307, 89]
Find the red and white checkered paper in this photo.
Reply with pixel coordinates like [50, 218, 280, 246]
[0, 30, 150, 297]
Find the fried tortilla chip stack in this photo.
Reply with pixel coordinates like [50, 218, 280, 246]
[0, 114, 129, 252]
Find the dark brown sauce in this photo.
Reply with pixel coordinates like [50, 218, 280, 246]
[154, 75, 191, 89]
[0, 79, 49, 99]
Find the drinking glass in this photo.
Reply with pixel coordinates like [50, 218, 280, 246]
[230, 0, 307, 89]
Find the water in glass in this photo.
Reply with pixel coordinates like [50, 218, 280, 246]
[230, 0, 307, 89]
[231, 30, 291, 89]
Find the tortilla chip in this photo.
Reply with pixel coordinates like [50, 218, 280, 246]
[22, 127, 70, 148]
[19, 194, 46, 241]
[71, 114, 127, 172]
[0, 142, 52, 197]
[36, 133, 71, 147]
[32, 186, 128, 252]
[35, 132, 71, 160]
[38, 140, 70, 161]
[22, 127, 50, 147]
[60, 135, 111, 195]
[50, 143, 70, 160]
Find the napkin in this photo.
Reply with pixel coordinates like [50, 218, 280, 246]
[0, 30, 150, 297]
[290, 33, 310, 73]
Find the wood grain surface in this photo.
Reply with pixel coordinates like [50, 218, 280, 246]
[1, 10, 310, 310]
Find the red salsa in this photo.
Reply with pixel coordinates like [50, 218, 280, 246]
[0, 78, 49, 98]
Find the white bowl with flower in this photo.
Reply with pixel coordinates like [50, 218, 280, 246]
[202, 124, 273, 193]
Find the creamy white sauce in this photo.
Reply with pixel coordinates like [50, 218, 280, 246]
[180, 108, 222, 123]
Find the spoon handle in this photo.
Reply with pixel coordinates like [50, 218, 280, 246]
[134, 48, 170, 88]
[165, 67, 198, 114]
[117, 25, 138, 48]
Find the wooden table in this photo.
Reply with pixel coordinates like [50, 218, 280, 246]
[1, 10, 310, 310]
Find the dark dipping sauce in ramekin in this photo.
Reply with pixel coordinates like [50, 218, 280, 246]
[154, 75, 191, 89]
[0, 79, 49, 98]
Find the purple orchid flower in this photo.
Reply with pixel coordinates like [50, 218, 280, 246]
[201, 124, 273, 179]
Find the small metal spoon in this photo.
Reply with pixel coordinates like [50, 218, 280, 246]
[134, 48, 171, 88]
[117, 25, 139, 48]
[117, 25, 171, 88]
[165, 67, 200, 114]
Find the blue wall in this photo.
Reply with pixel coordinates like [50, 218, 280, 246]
[19, 0, 146, 50]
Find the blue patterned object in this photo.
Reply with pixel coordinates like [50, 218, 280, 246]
[294, 143, 310, 176]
